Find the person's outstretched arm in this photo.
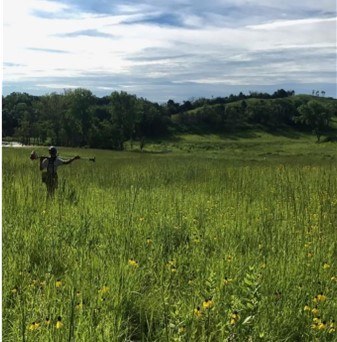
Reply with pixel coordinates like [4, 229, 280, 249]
[63, 156, 80, 165]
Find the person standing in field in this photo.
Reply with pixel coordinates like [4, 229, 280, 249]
[37, 146, 80, 198]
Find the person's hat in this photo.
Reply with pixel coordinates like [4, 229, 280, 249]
[49, 146, 57, 155]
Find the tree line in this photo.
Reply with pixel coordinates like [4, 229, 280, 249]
[2, 88, 337, 149]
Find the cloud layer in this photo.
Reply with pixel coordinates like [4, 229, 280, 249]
[3, 0, 336, 102]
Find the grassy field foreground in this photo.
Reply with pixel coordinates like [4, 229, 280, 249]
[2, 139, 337, 341]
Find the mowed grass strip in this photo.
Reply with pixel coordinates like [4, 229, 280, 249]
[2, 147, 337, 341]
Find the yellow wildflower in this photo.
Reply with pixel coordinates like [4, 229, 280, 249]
[98, 286, 109, 295]
[311, 323, 319, 330]
[223, 277, 233, 285]
[227, 255, 233, 262]
[202, 299, 214, 310]
[328, 320, 336, 334]
[311, 307, 319, 316]
[146, 238, 153, 245]
[331, 276, 337, 282]
[323, 262, 331, 270]
[45, 318, 51, 326]
[55, 279, 62, 288]
[194, 306, 202, 318]
[318, 321, 327, 330]
[128, 259, 139, 268]
[28, 322, 40, 331]
[328, 327, 336, 334]
[166, 260, 177, 272]
[178, 326, 186, 334]
[313, 293, 326, 303]
[317, 293, 327, 302]
[193, 236, 201, 243]
[11, 288, 18, 294]
[55, 317, 63, 329]
[230, 311, 240, 325]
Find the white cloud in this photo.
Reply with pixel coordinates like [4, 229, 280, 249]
[2, 0, 336, 100]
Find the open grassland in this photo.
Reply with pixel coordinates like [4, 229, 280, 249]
[2, 138, 337, 341]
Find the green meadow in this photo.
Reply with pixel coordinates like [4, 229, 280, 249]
[2, 134, 337, 341]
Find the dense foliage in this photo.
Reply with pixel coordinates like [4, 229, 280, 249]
[2, 89, 337, 148]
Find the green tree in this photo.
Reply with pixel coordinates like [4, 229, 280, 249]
[109, 91, 138, 150]
[293, 100, 333, 142]
[64, 89, 95, 146]
[33, 93, 67, 145]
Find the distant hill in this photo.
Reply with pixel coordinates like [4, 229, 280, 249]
[2, 90, 337, 150]
[170, 95, 337, 138]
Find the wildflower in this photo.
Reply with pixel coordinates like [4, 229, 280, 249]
[28, 322, 40, 331]
[311, 317, 322, 330]
[45, 317, 51, 326]
[323, 262, 331, 270]
[146, 238, 153, 246]
[202, 299, 214, 310]
[331, 276, 337, 282]
[11, 288, 18, 294]
[167, 260, 177, 272]
[311, 307, 319, 316]
[223, 277, 233, 285]
[304, 305, 311, 312]
[55, 279, 62, 288]
[76, 302, 83, 310]
[318, 321, 327, 330]
[98, 286, 109, 295]
[76, 291, 81, 297]
[29, 279, 38, 288]
[194, 306, 202, 318]
[139, 217, 145, 221]
[311, 322, 319, 330]
[230, 311, 240, 325]
[328, 320, 336, 334]
[55, 316, 63, 329]
[227, 255, 233, 262]
[328, 326, 336, 334]
[193, 235, 201, 243]
[128, 259, 139, 268]
[178, 326, 186, 334]
[317, 293, 327, 302]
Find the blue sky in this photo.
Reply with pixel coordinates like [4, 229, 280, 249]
[2, 0, 337, 102]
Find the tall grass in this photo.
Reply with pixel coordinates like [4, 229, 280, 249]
[2, 147, 337, 341]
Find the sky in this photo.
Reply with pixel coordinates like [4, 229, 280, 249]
[2, 0, 337, 103]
